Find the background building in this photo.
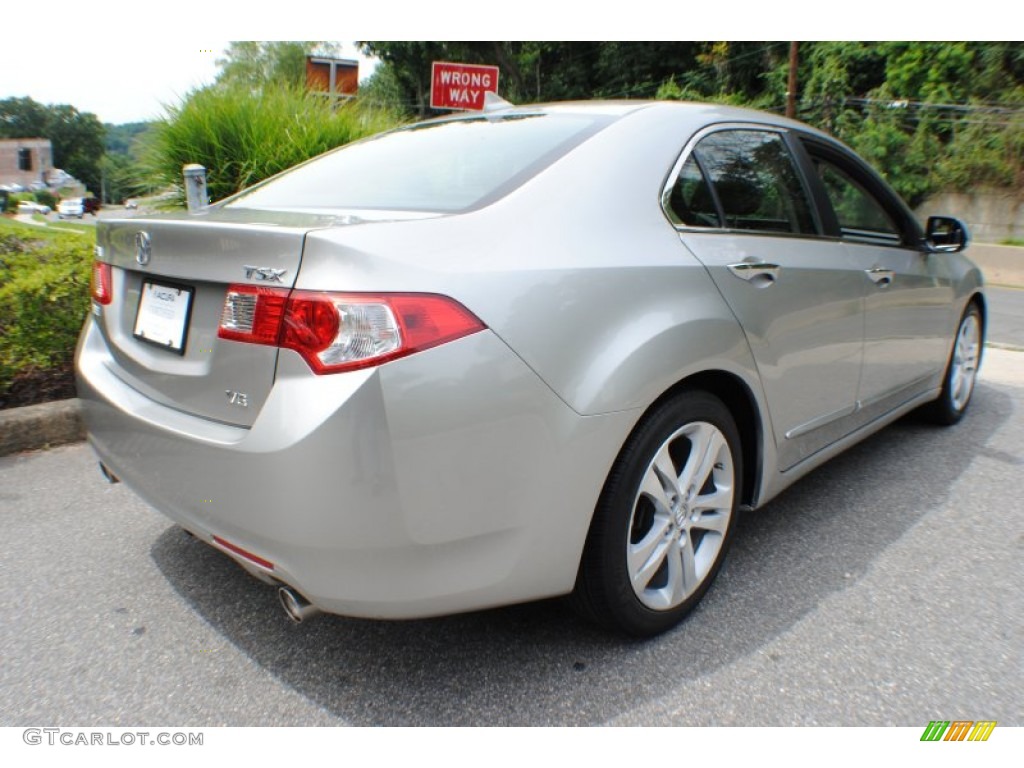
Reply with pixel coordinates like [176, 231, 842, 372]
[0, 138, 53, 187]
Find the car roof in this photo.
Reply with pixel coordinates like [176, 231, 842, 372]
[415, 99, 838, 145]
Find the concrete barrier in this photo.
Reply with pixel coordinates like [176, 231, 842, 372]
[969, 243, 1024, 288]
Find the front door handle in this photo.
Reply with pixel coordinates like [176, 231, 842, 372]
[865, 266, 895, 287]
[727, 261, 781, 285]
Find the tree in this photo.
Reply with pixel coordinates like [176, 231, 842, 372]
[359, 42, 792, 115]
[215, 42, 340, 89]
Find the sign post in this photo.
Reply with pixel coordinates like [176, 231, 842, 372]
[430, 62, 500, 111]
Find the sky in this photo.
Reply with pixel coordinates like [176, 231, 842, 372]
[0, 2, 1004, 126]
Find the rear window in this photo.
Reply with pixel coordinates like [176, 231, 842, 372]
[227, 113, 610, 213]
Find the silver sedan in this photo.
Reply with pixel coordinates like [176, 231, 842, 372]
[75, 102, 983, 636]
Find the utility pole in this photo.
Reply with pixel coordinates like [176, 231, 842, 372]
[786, 41, 799, 119]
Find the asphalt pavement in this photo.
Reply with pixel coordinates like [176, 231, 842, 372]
[988, 285, 1024, 348]
[1, 349, 1021, 726]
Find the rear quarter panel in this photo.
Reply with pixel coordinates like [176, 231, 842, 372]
[298, 104, 766, 418]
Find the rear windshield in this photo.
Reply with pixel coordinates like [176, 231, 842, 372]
[226, 113, 610, 213]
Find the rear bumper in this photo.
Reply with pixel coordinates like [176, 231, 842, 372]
[76, 315, 636, 619]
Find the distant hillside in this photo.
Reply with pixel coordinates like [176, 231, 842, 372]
[104, 122, 152, 156]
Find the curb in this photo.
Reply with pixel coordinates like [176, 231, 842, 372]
[0, 398, 84, 457]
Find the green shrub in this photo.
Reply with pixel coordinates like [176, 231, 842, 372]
[0, 219, 93, 402]
[33, 188, 58, 210]
[5, 192, 34, 213]
[145, 84, 402, 204]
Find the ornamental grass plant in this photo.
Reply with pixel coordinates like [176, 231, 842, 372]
[145, 84, 402, 204]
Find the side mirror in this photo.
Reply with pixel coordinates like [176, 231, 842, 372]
[925, 216, 969, 253]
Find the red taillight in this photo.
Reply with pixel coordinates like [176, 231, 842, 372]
[217, 286, 288, 346]
[217, 286, 485, 374]
[281, 293, 342, 355]
[91, 261, 112, 305]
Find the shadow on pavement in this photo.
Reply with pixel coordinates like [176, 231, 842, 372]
[150, 383, 1011, 725]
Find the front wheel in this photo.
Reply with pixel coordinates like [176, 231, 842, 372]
[922, 303, 983, 425]
[574, 391, 742, 636]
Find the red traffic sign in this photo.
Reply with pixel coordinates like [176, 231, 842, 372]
[430, 61, 500, 111]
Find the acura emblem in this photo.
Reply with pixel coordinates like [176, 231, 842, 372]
[135, 231, 152, 266]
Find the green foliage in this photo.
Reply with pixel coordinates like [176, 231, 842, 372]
[144, 83, 400, 204]
[6, 192, 35, 213]
[358, 64, 406, 109]
[104, 121, 151, 155]
[935, 100, 1024, 191]
[360, 41, 1024, 203]
[101, 122, 157, 204]
[33, 188, 58, 210]
[0, 97, 106, 193]
[793, 42, 1024, 204]
[656, 77, 749, 106]
[360, 42, 787, 116]
[881, 42, 974, 103]
[101, 151, 152, 205]
[0, 219, 92, 400]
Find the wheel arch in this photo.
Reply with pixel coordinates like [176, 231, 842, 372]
[969, 290, 987, 341]
[632, 368, 764, 509]
[573, 369, 765, 634]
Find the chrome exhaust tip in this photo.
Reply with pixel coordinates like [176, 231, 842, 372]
[278, 587, 321, 624]
[99, 462, 120, 484]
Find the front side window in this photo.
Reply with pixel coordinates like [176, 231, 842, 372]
[813, 159, 902, 245]
[692, 130, 816, 235]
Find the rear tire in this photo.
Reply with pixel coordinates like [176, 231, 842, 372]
[574, 390, 742, 636]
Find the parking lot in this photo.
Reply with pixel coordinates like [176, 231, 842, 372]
[1, 339, 1020, 726]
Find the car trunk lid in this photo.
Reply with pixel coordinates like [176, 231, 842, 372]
[93, 210, 334, 427]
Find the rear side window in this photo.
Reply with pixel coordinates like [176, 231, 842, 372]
[668, 156, 721, 228]
[227, 114, 609, 213]
[674, 129, 817, 235]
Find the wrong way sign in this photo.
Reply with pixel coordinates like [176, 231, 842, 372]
[430, 62, 500, 111]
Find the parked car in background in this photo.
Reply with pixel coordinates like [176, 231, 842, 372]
[17, 200, 51, 215]
[83, 197, 101, 215]
[76, 101, 984, 636]
[57, 198, 85, 219]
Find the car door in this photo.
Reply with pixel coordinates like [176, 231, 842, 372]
[666, 126, 867, 471]
[797, 139, 956, 426]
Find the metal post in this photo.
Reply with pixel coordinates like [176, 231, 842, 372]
[183, 164, 208, 213]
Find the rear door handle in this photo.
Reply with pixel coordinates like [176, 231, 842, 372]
[728, 261, 781, 285]
[865, 267, 894, 287]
